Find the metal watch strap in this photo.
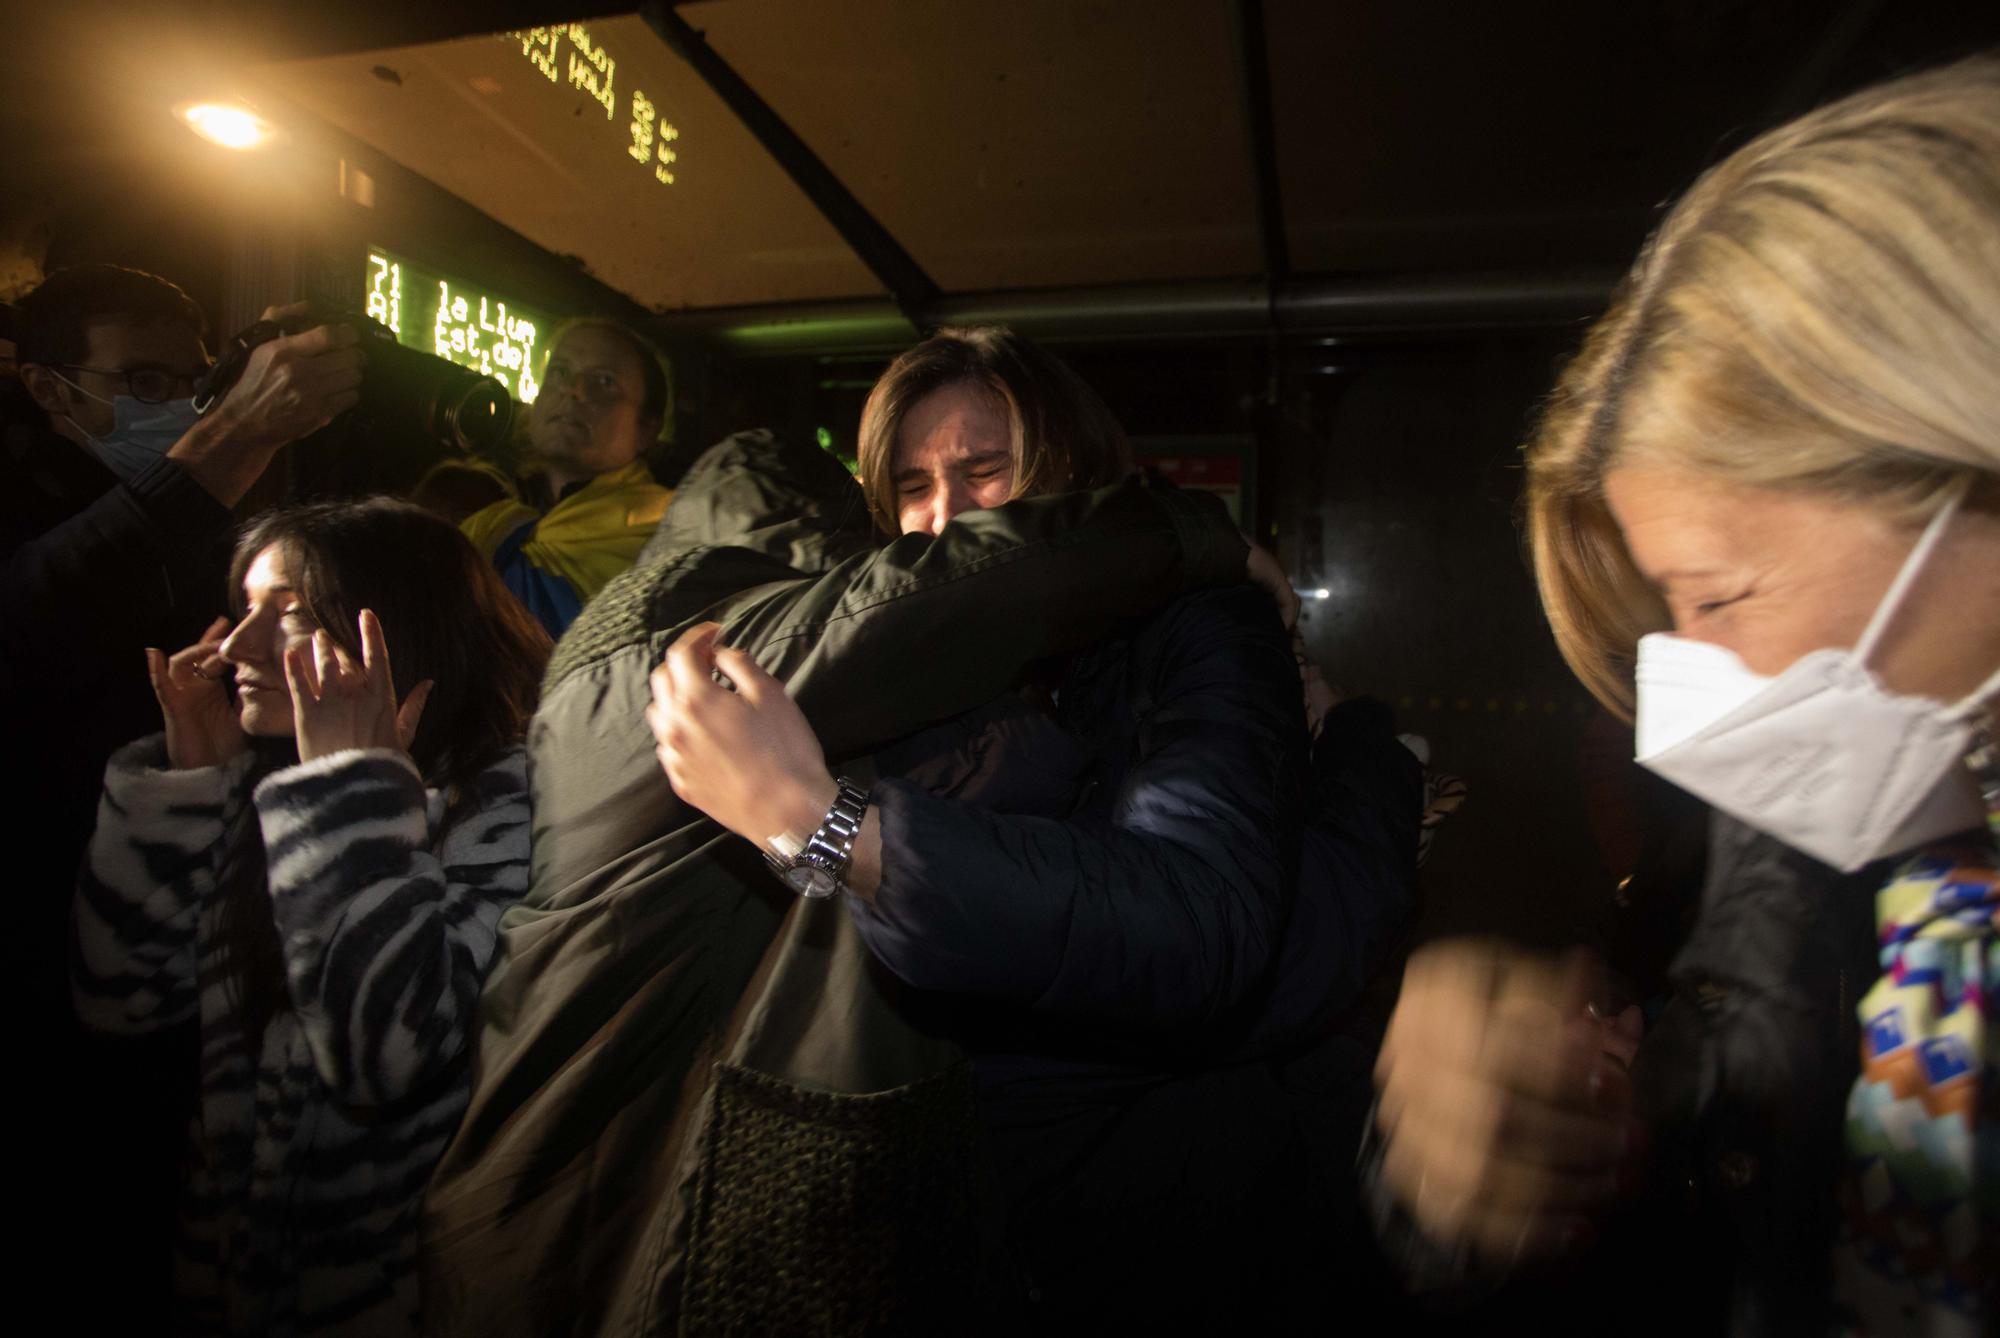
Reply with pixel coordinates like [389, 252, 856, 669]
[807, 777, 870, 871]
[765, 777, 869, 892]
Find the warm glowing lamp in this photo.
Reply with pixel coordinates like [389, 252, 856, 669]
[177, 102, 275, 150]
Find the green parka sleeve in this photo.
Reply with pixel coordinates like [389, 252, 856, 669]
[526, 467, 1248, 899]
[726, 475, 1248, 758]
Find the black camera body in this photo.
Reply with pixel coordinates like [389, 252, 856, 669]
[195, 310, 514, 458]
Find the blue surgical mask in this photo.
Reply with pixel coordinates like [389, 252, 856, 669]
[53, 371, 200, 481]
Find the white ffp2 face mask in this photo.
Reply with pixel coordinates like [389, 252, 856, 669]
[1633, 486, 2000, 873]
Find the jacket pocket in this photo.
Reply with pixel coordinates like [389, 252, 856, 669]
[679, 1058, 981, 1336]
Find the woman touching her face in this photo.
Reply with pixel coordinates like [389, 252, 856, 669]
[75, 498, 549, 1338]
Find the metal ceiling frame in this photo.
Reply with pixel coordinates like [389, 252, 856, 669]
[648, 269, 1618, 356]
[639, 0, 938, 331]
[29, 0, 1960, 356]
[633, 1, 1614, 355]
[1232, 0, 1290, 290]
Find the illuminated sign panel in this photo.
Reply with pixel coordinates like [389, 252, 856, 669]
[364, 248, 550, 403]
[508, 23, 680, 185]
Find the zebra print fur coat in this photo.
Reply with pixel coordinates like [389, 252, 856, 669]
[74, 735, 530, 1337]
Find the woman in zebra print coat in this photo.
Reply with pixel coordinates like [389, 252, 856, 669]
[74, 498, 550, 1336]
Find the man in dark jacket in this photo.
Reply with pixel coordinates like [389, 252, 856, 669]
[4, 264, 362, 1329]
[655, 328, 1425, 1330]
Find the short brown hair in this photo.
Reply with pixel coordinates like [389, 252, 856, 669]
[856, 326, 1132, 530]
[14, 264, 207, 366]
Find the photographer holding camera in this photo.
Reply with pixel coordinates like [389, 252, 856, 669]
[2, 263, 362, 1329]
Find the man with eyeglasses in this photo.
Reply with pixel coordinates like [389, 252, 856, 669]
[2, 262, 362, 1331]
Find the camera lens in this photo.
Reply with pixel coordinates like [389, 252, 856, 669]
[445, 378, 513, 455]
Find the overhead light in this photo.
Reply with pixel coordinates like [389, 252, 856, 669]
[177, 102, 276, 150]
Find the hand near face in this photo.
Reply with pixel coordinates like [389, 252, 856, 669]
[147, 616, 247, 771]
[1292, 629, 1343, 737]
[1374, 941, 1643, 1266]
[281, 608, 433, 765]
[1246, 544, 1300, 630]
[647, 622, 836, 851]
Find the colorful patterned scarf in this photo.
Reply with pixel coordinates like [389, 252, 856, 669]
[1836, 740, 1998, 1334]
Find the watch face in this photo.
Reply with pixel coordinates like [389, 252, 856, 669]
[784, 863, 840, 899]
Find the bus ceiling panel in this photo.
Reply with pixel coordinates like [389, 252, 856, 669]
[8, 4, 632, 70]
[252, 13, 889, 311]
[683, 0, 1263, 294]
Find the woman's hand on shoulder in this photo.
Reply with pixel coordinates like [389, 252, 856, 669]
[647, 621, 836, 853]
[283, 608, 433, 765]
[147, 616, 247, 770]
[1374, 939, 1645, 1266]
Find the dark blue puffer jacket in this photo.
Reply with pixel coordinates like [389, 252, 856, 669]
[851, 584, 1422, 1330]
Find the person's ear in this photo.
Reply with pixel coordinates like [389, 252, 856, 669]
[17, 362, 74, 418]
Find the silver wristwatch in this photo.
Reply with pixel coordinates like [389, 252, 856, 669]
[762, 777, 869, 899]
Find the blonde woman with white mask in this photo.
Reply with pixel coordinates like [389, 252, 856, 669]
[1369, 57, 2000, 1336]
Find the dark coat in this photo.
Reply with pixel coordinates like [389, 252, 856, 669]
[2, 395, 231, 1328]
[1614, 813, 1883, 1336]
[2, 404, 232, 971]
[858, 584, 1421, 1329]
[1367, 812, 1890, 1337]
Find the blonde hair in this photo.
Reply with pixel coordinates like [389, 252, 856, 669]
[1527, 55, 2000, 715]
[856, 326, 1132, 531]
